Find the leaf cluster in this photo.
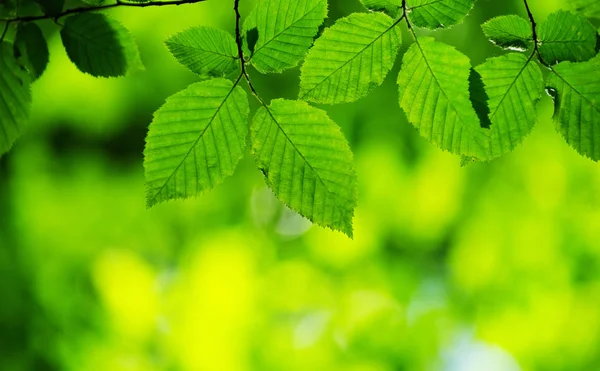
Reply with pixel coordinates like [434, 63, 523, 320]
[1, 0, 599, 238]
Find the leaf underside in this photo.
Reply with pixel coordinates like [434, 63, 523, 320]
[300, 12, 402, 104]
[397, 37, 489, 158]
[250, 99, 357, 237]
[406, 0, 475, 29]
[14, 22, 49, 81]
[546, 56, 600, 161]
[250, 0, 327, 74]
[144, 78, 250, 207]
[0, 43, 31, 156]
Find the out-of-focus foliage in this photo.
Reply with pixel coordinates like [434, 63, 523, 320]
[1, 0, 600, 371]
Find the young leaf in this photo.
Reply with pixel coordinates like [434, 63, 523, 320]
[249, 0, 327, 74]
[165, 27, 239, 78]
[546, 57, 600, 161]
[537, 10, 597, 64]
[360, 0, 402, 17]
[0, 43, 31, 156]
[61, 13, 143, 77]
[14, 23, 49, 81]
[406, 0, 474, 29]
[250, 99, 357, 237]
[144, 78, 250, 207]
[397, 37, 489, 158]
[476, 53, 544, 159]
[300, 12, 402, 104]
[570, 0, 600, 19]
[481, 15, 532, 51]
[35, 0, 64, 16]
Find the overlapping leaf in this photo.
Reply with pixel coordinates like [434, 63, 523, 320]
[406, 0, 474, 29]
[165, 27, 239, 78]
[14, 23, 49, 81]
[144, 78, 250, 206]
[476, 53, 544, 159]
[537, 10, 597, 64]
[250, 99, 357, 237]
[546, 56, 600, 161]
[360, 0, 402, 17]
[249, 0, 327, 73]
[61, 13, 143, 77]
[300, 12, 402, 104]
[481, 15, 532, 51]
[397, 37, 489, 158]
[0, 43, 31, 156]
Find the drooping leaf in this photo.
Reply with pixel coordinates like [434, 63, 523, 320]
[14, 23, 49, 81]
[35, 0, 64, 16]
[397, 37, 489, 158]
[537, 10, 597, 64]
[406, 0, 474, 29]
[249, 0, 327, 73]
[360, 0, 402, 17]
[250, 99, 357, 237]
[570, 0, 600, 19]
[61, 13, 143, 77]
[165, 27, 239, 78]
[300, 12, 402, 104]
[546, 57, 600, 161]
[144, 78, 250, 207]
[476, 53, 544, 159]
[481, 15, 532, 51]
[0, 43, 31, 156]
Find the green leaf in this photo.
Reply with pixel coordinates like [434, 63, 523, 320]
[406, 0, 474, 29]
[476, 53, 544, 159]
[35, 0, 64, 16]
[144, 78, 250, 207]
[360, 0, 402, 17]
[300, 12, 402, 104]
[61, 13, 143, 77]
[570, 0, 600, 19]
[0, 43, 31, 156]
[250, 99, 357, 237]
[546, 57, 600, 161]
[165, 27, 239, 78]
[249, 0, 327, 73]
[397, 37, 489, 158]
[14, 23, 49, 81]
[481, 15, 532, 51]
[537, 10, 597, 64]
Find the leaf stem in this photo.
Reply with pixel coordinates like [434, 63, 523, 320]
[0, 0, 206, 25]
[522, 0, 551, 67]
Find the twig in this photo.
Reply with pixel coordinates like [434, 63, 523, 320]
[0, 0, 206, 24]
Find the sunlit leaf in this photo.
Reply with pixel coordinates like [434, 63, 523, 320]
[546, 56, 600, 161]
[0, 43, 31, 156]
[249, 0, 327, 73]
[144, 78, 250, 206]
[537, 10, 597, 64]
[300, 12, 402, 104]
[476, 53, 544, 159]
[165, 27, 239, 78]
[397, 37, 489, 158]
[481, 15, 532, 51]
[250, 99, 357, 237]
[406, 0, 474, 29]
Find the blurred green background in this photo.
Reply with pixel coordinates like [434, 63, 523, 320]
[2, 0, 600, 370]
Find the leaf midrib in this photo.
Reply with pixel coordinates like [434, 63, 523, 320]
[148, 76, 242, 205]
